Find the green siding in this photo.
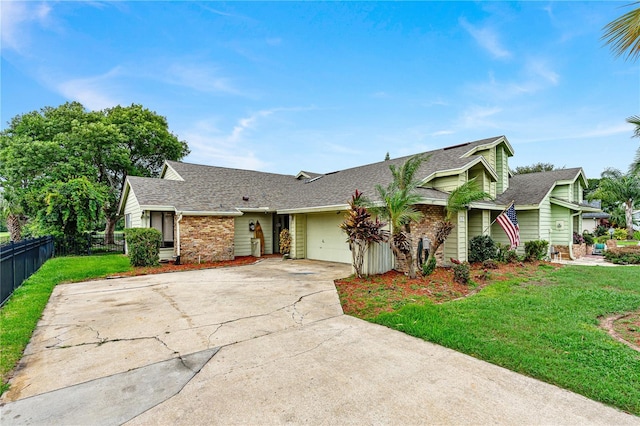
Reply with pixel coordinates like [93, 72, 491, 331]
[431, 174, 464, 192]
[475, 148, 495, 169]
[550, 204, 571, 245]
[290, 214, 306, 259]
[496, 146, 509, 194]
[491, 209, 538, 255]
[444, 210, 468, 262]
[468, 210, 483, 238]
[235, 214, 274, 256]
[551, 184, 570, 199]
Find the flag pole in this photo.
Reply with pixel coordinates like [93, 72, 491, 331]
[481, 200, 514, 235]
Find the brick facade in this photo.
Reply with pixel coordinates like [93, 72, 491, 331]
[178, 216, 235, 263]
[395, 205, 447, 272]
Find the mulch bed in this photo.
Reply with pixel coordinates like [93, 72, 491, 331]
[112, 255, 281, 277]
[335, 261, 559, 319]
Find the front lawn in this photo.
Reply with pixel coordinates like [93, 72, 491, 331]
[337, 264, 640, 416]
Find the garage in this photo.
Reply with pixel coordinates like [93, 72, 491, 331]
[306, 212, 351, 264]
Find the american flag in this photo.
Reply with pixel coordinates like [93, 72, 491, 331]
[497, 203, 520, 249]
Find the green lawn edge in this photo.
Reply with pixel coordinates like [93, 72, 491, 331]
[372, 265, 640, 416]
[0, 254, 132, 394]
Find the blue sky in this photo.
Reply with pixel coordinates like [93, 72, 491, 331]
[2, 1, 639, 179]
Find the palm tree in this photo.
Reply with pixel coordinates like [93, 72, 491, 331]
[424, 179, 491, 274]
[588, 168, 640, 239]
[0, 198, 27, 242]
[628, 115, 640, 176]
[370, 154, 429, 279]
[602, 2, 640, 61]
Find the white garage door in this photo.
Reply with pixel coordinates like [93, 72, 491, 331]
[306, 213, 351, 264]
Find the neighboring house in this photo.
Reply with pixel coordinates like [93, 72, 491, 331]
[581, 201, 610, 233]
[118, 135, 599, 271]
[634, 210, 640, 232]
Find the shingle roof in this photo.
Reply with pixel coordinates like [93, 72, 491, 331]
[495, 168, 583, 206]
[123, 136, 510, 213]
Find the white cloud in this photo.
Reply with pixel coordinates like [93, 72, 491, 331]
[55, 67, 123, 110]
[459, 18, 511, 59]
[460, 105, 502, 129]
[1, 1, 52, 53]
[163, 63, 242, 96]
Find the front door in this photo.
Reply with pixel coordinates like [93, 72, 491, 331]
[272, 214, 290, 253]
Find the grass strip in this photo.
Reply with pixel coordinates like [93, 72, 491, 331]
[0, 254, 131, 394]
[373, 265, 640, 416]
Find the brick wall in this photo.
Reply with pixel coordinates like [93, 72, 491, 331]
[573, 243, 586, 258]
[395, 205, 447, 272]
[179, 216, 235, 263]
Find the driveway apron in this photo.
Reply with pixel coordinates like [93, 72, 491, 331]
[1, 258, 638, 425]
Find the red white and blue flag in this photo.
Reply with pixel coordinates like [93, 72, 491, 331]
[497, 203, 520, 249]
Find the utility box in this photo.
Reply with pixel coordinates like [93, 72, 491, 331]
[250, 238, 261, 257]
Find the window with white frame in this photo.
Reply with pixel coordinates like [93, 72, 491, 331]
[150, 211, 174, 248]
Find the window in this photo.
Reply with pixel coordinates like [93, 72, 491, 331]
[150, 211, 174, 248]
[125, 214, 131, 229]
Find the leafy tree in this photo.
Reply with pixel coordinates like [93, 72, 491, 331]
[512, 163, 556, 175]
[369, 154, 429, 279]
[425, 179, 491, 273]
[340, 190, 389, 278]
[602, 2, 640, 61]
[588, 168, 640, 239]
[0, 102, 189, 243]
[0, 197, 27, 242]
[384, 152, 390, 161]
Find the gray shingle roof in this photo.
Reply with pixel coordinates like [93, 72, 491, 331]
[124, 136, 513, 213]
[495, 168, 583, 206]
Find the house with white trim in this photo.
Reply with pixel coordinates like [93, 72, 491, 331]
[118, 136, 599, 271]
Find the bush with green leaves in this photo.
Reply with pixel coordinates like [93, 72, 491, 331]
[634, 231, 640, 241]
[468, 235, 496, 263]
[422, 256, 436, 276]
[482, 259, 499, 269]
[604, 246, 640, 264]
[453, 261, 471, 284]
[495, 243, 519, 263]
[613, 228, 628, 240]
[524, 240, 548, 262]
[582, 231, 595, 245]
[594, 225, 608, 237]
[125, 228, 162, 266]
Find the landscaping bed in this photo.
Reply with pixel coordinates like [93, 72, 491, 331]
[113, 255, 262, 277]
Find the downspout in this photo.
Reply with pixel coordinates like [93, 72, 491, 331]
[569, 212, 581, 260]
[176, 213, 183, 264]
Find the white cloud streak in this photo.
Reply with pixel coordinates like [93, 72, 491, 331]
[1, 1, 52, 53]
[459, 18, 511, 59]
[55, 67, 123, 110]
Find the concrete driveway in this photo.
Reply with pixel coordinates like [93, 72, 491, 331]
[1, 258, 638, 425]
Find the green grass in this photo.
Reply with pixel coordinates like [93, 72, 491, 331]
[617, 240, 640, 247]
[0, 232, 9, 244]
[373, 265, 640, 416]
[0, 254, 132, 394]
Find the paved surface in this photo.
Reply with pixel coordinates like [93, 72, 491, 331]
[1, 258, 639, 425]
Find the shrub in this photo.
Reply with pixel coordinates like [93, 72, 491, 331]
[468, 235, 496, 263]
[582, 231, 595, 246]
[504, 249, 520, 263]
[422, 256, 436, 276]
[596, 235, 609, 244]
[572, 232, 585, 244]
[279, 229, 291, 254]
[613, 228, 627, 240]
[634, 231, 640, 241]
[482, 259, 499, 269]
[125, 228, 161, 267]
[453, 261, 470, 284]
[594, 225, 608, 237]
[524, 240, 548, 262]
[604, 246, 640, 265]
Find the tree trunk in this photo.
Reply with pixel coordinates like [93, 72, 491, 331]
[7, 214, 26, 242]
[104, 216, 117, 244]
[625, 200, 634, 240]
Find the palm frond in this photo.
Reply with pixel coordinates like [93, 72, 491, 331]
[445, 178, 491, 220]
[602, 3, 640, 61]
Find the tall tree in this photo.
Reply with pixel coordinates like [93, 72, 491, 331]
[602, 2, 640, 61]
[424, 179, 491, 273]
[588, 168, 640, 239]
[0, 102, 189, 244]
[628, 115, 640, 176]
[369, 154, 429, 279]
[512, 163, 556, 175]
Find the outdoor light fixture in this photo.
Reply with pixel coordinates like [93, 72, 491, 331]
[249, 221, 255, 232]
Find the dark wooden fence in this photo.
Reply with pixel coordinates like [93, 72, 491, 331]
[0, 236, 54, 306]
